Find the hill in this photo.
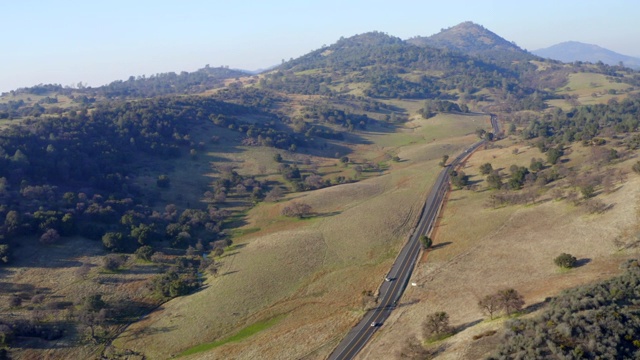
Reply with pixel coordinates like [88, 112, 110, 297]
[407, 21, 537, 63]
[266, 30, 540, 104]
[2, 66, 249, 100]
[533, 41, 640, 69]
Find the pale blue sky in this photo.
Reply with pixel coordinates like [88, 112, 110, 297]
[2, 0, 639, 93]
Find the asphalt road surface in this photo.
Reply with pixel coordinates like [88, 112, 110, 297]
[328, 115, 499, 360]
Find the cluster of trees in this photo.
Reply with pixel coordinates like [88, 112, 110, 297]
[520, 98, 640, 143]
[399, 289, 525, 358]
[481, 155, 563, 193]
[281, 201, 313, 218]
[449, 170, 470, 189]
[300, 104, 370, 131]
[363, 70, 441, 99]
[211, 114, 305, 151]
[489, 259, 640, 359]
[477, 288, 525, 320]
[0, 96, 254, 189]
[0, 95, 287, 265]
[276, 163, 334, 192]
[418, 100, 468, 118]
[260, 71, 334, 95]
[213, 84, 282, 109]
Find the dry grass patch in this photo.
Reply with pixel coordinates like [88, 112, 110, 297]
[363, 144, 640, 359]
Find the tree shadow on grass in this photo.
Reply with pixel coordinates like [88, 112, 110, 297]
[575, 258, 591, 268]
[0, 282, 37, 295]
[395, 299, 420, 309]
[11, 320, 77, 349]
[523, 298, 551, 314]
[228, 243, 247, 250]
[430, 242, 452, 251]
[315, 211, 342, 218]
[455, 318, 483, 333]
[127, 325, 178, 340]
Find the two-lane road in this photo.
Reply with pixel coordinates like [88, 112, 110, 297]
[328, 115, 499, 360]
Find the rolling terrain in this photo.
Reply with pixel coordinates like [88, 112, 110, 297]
[1, 21, 640, 360]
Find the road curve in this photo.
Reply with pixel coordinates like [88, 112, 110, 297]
[328, 114, 499, 360]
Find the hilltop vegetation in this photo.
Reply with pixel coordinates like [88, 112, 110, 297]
[408, 21, 538, 63]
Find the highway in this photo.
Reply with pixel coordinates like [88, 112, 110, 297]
[328, 114, 499, 360]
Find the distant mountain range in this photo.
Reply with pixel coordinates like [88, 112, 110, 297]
[533, 41, 640, 69]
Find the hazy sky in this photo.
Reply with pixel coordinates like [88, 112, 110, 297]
[2, 0, 639, 93]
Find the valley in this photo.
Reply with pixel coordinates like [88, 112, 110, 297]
[1, 20, 640, 360]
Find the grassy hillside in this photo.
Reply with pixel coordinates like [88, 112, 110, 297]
[362, 135, 640, 359]
[111, 114, 491, 359]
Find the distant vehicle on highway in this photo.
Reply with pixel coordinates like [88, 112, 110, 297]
[384, 277, 392, 282]
[370, 322, 377, 327]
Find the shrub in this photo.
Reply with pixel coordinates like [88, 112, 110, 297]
[31, 294, 45, 304]
[102, 254, 125, 271]
[101, 232, 124, 251]
[8, 295, 21, 308]
[156, 174, 171, 188]
[479, 163, 493, 175]
[135, 245, 154, 261]
[39, 228, 60, 244]
[554, 253, 577, 268]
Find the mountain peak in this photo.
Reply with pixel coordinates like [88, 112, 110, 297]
[533, 41, 640, 69]
[408, 21, 536, 62]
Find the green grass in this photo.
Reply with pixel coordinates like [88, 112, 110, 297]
[558, 73, 631, 98]
[177, 315, 286, 357]
[229, 227, 261, 238]
[363, 113, 489, 150]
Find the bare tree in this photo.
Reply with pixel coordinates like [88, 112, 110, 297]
[422, 311, 452, 340]
[76, 262, 92, 279]
[265, 187, 284, 202]
[478, 294, 501, 320]
[617, 168, 629, 183]
[498, 289, 524, 315]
